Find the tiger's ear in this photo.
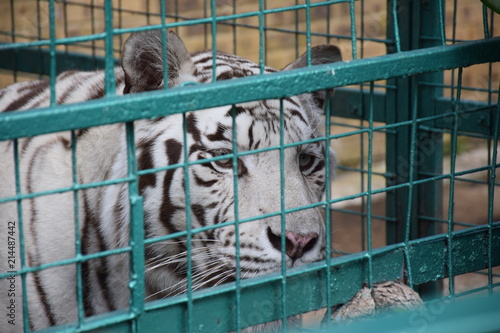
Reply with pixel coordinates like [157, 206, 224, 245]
[121, 30, 196, 94]
[283, 45, 342, 109]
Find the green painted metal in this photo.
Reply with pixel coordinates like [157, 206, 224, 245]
[12, 139, 30, 331]
[126, 122, 146, 332]
[1, 37, 499, 141]
[320, 292, 500, 333]
[414, 0, 445, 257]
[33, 222, 500, 333]
[332, 88, 496, 138]
[231, 105, 243, 332]
[1, 1, 499, 332]
[0, 45, 117, 76]
[70, 129, 85, 326]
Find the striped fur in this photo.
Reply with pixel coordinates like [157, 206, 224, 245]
[0, 30, 342, 331]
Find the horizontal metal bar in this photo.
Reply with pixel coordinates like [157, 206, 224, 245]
[0, 44, 118, 75]
[434, 96, 496, 136]
[1, 37, 499, 141]
[330, 87, 387, 122]
[331, 89, 495, 139]
[38, 221, 500, 332]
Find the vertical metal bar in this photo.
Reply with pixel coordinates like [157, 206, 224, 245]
[63, 1, 69, 53]
[446, 68, 463, 300]
[126, 122, 145, 333]
[49, 0, 56, 106]
[305, 0, 311, 66]
[385, 0, 413, 246]
[70, 130, 84, 326]
[386, 0, 444, 297]
[437, 0, 446, 45]
[263, 0, 268, 66]
[13, 139, 30, 332]
[204, 0, 208, 50]
[449, 0, 458, 101]
[258, 0, 265, 74]
[366, 82, 374, 288]
[211, 0, 217, 82]
[349, 0, 357, 60]
[414, 2, 445, 298]
[279, 98, 287, 332]
[485, 7, 497, 297]
[232, 0, 237, 54]
[360, 0, 364, 59]
[403, 77, 420, 289]
[294, 0, 299, 59]
[118, 0, 123, 49]
[358, 0, 366, 251]
[326, 2, 331, 44]
[231, 105, 242, 333]
[487, 85, 500, 295]
[354, 0, 365, 253]
[391, 0, 401, 52]
[160, 0, 169, 89]
[91, 0, 97, 66]
[174, 0, 179, 35]
[146, 0, 151, 25]
[451, 0, 458, 44]
[324, 90, 332, 324]
[104, 0, 116, 95]
[353, 1, 364, 253]
[182, 113, 193, 333]
[36, 0, 42, 79]
[483, 4, 491, 38]
[9, 0, 17, 82]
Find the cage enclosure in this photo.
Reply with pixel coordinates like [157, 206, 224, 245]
[0, 0, 499, 332]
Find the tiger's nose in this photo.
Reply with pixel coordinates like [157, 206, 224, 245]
[267, 228, 319, 260]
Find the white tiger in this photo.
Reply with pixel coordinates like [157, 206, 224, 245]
[0, 30, 341, 332]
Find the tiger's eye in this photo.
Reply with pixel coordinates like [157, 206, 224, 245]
[298, 153, 315, 170]
[211, 149, 233, 168]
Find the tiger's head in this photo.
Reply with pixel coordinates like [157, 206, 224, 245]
[121, 30, 342, 297]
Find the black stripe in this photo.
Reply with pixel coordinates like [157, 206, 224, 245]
[159, 139, 183, 233]
[288, 108, 308, 126]
[212, 209, 220, 225]
[192, 170, 217, 187]
[75, 128, 90, 138]
[247, 120, 255, 150]
[221, 199, 234, 222]
[57, 80, 78, 104]
[87, 83, 105, 101]
[224, 106, 247, 118]
[192, 55, 214, 66]
[137, 136, 159, 194]
[308, 158, 325, 176]
[81, 191, 114, 315]
[186, 113, 201, 142]
[189, 143, 205, 156]
[191, 204, 207, 227]
[206, 123, 230, 142]
[4, 80, 49, 111]
[284, 97, 300, 108]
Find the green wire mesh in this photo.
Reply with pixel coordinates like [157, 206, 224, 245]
[0, 0, 499, 332]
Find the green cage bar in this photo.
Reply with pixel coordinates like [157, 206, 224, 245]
[0, 1, 499, 332]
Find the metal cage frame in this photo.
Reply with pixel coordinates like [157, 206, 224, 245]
[0, 1, 499, 332]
